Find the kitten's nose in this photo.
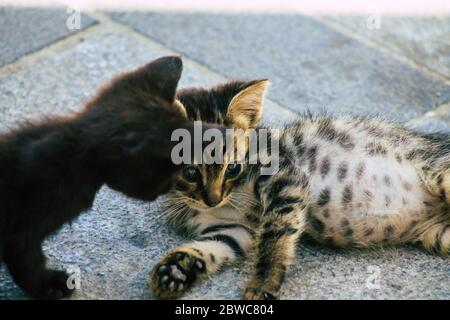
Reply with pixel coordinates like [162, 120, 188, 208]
[205, 193, 222, 207]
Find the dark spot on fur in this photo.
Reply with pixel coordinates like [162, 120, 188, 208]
[384, 175, 391, 186]
[395, 153, 402, 163]
[344, 228, 353, 238]
[306, 146, 318, 173]
[308, 210, 325, 234]
[356, 162, 365, 180]
[366, 143, 387, 156]
[293, 133, 303, 146]
[342, 220, 353, 237]
[278, 206, 294, 215]
[342, 185, 353, 204]
[339, 135, 356, 150]
[317, 188, 331, 206]
[385, 195, 391, 207]
[280, 155, 292, 169]
[279, 143, 296, 168]
[316, 119, 355, 149]
[384, 225, 395, 237]
[405, 151, 416, 160]
[403, 182, 412, 191]
[317, 118, 337, 141]
[266, 196, 302, 214]
[364, 124, 385, 138]
[193, 248, 204, 257]
[320, 157, 331, 178]
[440, 188, 447, 201]
[364, 190, 373, 201]
[337, 162, 348, 181]
[269, 178, 292, 198]
[322, 208, 330, 218]
[210, 253, 216, 263]
[364, 228, 374, 236]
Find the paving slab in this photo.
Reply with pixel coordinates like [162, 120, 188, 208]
[0, 6, 97, 67]
[324, 15, 450, 78]
[108, 11, 450, 122]
[0, 21, 448, 301]
[407, 103, 450, 134]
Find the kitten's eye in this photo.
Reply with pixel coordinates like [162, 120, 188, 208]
[183, 166, 200, 182]
[225, 163, 242, 179]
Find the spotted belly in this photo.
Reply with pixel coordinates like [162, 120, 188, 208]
[304, 154, 436, 247]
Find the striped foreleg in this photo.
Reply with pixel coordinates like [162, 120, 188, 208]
[150, 217, 255, 299]
[243, 176, 308, 300]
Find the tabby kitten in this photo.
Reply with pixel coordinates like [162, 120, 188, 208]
[0, 56, 199, 299]
[150, 79, 450, 300]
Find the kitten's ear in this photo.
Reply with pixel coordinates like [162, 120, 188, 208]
[89, 56, 183, 107]
[226, 79, 269, 129]
[139, 55, 183, 101]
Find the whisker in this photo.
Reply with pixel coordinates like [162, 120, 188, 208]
[228, 198, 246, 216]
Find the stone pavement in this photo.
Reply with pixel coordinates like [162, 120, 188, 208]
[0, 6, 449, 299]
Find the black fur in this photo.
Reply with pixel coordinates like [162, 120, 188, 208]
[0, 56, 197, 299]
[176, 80, 263, 126]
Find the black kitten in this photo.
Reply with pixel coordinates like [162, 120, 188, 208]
[0, 56, 196, 299]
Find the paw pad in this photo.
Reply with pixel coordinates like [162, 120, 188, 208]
[156, 263, 187, 292]
[151, 251, 207, 299]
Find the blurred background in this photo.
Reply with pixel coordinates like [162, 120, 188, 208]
[0, 0, 449, 299]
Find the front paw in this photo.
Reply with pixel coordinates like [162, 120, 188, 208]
[243, 278, 279, 300]
[35, 270, 74, 300]
[150, 251, 206, 299]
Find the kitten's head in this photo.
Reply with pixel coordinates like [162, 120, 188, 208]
[85, 56, 191, 201]
[169, 79, 269, 210]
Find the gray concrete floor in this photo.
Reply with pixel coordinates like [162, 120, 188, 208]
[0, 6, 449, 299]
